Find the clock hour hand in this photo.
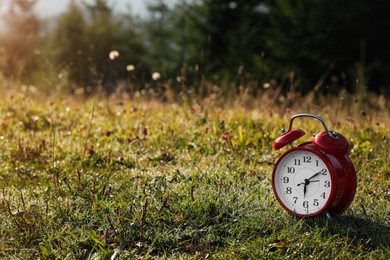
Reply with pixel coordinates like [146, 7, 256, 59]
[297, 179, 309, 198]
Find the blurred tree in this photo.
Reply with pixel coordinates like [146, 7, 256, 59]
[0, 0, 40, 80]
[84, 0, 119, 90]
[51, 0, 146, 93]
[144, 0, 268, 88]
[145, 0, 202, 87]
[161, 0, 390, 94]
[144, 0, 175, 79]
[263, 0, 329, 92]
[198, 0, 268, 83]
[264, 0, 390, 94]
[359, 0, 390, 94]
[114, 11, 150, 88]
[52, 0, 88, 85]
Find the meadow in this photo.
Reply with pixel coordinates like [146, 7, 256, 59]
[0, 83, 389, 259]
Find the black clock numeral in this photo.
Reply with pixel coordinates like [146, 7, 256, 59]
[322, 169, 327, 175]
[324, 181, 331, 187]
[294, 159, 301, 166]
[303, 156, 312, 163]
[320, 192, 326, 199]
[303, 201, 309, 208]
[313, 199, 319, 206]
[282, 176, 289, 184]
[293, 197, 298, 204]
[287, 167, 295, 174]
[316, 160, 319, 167]
[286, 187, 292, 194]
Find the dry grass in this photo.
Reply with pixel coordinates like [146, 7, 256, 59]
[0, 80, 389, 259]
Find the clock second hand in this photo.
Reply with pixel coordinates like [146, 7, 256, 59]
[297, 179, 319, 187]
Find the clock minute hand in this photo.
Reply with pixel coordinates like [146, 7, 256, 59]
[308, 169, 326, 181]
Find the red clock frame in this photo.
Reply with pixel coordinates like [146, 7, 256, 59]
[272, 114, 357, 217]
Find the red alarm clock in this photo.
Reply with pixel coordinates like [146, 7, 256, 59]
[272, 114, 357, 217]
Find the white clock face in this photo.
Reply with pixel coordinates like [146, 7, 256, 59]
[273, 150, 333, 216]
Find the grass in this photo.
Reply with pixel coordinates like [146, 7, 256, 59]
[0, 84, 389, 259]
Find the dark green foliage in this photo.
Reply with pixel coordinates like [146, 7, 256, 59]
[146, 0, 269, 87]
[198, 0, 267, 81]
[263, 0, 390, 93]
[166, 0, 390, 93]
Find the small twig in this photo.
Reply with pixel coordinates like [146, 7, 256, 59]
[63, 178, 73, 193]
[77, 168, 81, 190]
[6, 200, 24, 232]
[361, 203, 367, 216]
[55, 190, 63, 215]
[100, 184, 107, 196]
[51, 123, 61, 189]
[141, 198, 149, 226]
[52, 123, 56, 167]
[158, 193, 170, 215]
[45, 199, 49, 223]
[20, 191, 25, 210]
[6, 199, 13, 216]
[190, 185, 195, 202]
[105, 213, 117, 235]
[81, 100, 97, 166]
[77, 100, 97, 189]
[219, 176, 223, 195]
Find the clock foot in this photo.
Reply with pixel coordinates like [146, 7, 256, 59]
[325, 211, 333, 221]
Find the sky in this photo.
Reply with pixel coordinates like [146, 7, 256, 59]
[1, 0, 177, 18]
